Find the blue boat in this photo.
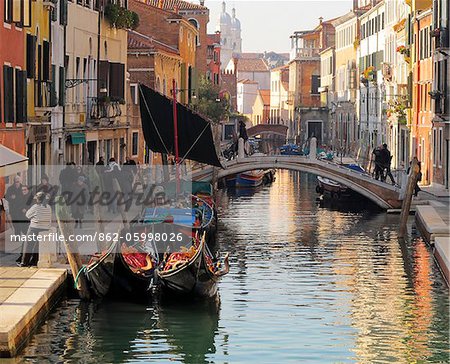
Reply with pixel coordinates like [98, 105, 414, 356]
[280, 144, 303, 156]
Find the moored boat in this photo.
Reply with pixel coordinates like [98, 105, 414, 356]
[236, 170, 265, 187]
[316, 176, 350, 200]
[157, 233, 229, 298]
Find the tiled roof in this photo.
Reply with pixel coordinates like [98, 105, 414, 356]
[128, 30, 180, 55]
[259, 89, 270, 105]
[131, 0, 183, 19]
[141, 0, 207, 11]
[236, 58, 269, 72]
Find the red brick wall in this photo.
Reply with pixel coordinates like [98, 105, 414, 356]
[129, 0, 180, 49]
[128, 53, 156, 89]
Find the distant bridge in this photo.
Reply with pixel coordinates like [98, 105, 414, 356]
[247, 123, 288, 138]
[192, 154, 403, 210]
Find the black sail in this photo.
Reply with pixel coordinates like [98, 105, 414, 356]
[139, 83, 222, 167]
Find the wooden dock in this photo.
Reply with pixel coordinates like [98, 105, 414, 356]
[0, 266, 67, 357]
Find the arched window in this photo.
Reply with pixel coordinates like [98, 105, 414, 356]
[188, 18, 200, 46]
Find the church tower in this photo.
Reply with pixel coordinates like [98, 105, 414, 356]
[216, 2, 241, 70]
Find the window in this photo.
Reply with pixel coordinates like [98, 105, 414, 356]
[311, 75, 320, 94]
[132, 132, 138, 156]
[130, 83, 138, 104]
[4, 0, 12, 23]
[433, 128, 437, 166]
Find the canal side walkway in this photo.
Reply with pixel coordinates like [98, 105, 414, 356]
[414, 185, 450, 284]
[0, 266, 67, 357]
[0, 203, 141, 357]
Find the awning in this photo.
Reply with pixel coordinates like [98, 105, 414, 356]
[0, 145, 28, 177]
[68, 132, 86, 145]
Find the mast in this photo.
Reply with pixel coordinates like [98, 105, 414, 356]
[172, 79, 180, 196]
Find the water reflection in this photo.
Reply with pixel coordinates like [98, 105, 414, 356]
[16, 170, 449, 363]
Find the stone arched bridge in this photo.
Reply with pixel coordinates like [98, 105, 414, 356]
[191, 155, 403, 209]
[247, 123, 288, 138]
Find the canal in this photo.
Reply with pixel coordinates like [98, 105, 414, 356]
[17, 170, 449, 363]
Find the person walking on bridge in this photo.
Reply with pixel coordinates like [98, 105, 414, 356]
[372, 146, 383, 180]
[380, 144, 396, 185]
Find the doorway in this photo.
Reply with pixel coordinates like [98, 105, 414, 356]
[307, 121, 322, 144]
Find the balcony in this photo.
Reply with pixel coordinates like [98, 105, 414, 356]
[88, 97, 123, 124]
[34, 80, 56, 111]
[291, 48, 320, 59]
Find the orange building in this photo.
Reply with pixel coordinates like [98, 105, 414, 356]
[0, 0, 30, 232]
[411, 8, 433, 184]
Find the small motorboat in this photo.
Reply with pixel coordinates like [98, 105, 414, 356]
[236, 170, 265, 187]
[316, 176, 350, 200]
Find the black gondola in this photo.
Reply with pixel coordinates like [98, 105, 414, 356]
[157, 233, 229, 298]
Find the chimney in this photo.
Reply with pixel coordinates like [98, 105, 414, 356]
[352, 0, 358, 11]
[158, 0, 163, 8]
[319, 17, 323, 25]
[200, 0, 205, 5]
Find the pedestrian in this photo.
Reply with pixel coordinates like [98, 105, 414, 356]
[104, 158, 121, 213]
[407, 161, 422, 197]
[20, 192, 52, 267]
[59, 162, 77, 196]
[5, 176, 30, 237]
[71, 176, 88, 228]
[12, 185, 32, 263]
[372, 146, 383, 180]
[379, 143, 396, 185]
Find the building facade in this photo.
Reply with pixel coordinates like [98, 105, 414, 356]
[358, 1, 386, 161]
[288, 18, 335, 145]
[431, 0, 449, 188]
[411, 7, 433, 184]
[269, 65, 290, 126]
[206, 32, 221, 85]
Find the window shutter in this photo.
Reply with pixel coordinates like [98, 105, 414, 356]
[60, 0, 68, 26]
[109, 62, 125, 99]
[3, 66, 14, 122]
[59, 66, 65, 106]
[15, 69, 24, 123]
[26, 34, 36, 79]
[98, 60, 110, 97]
[43, 41, 50, 81]
[50, 65, 57, 107]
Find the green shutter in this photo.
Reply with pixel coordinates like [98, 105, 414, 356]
[3, 66, 14, 122]
[407, 72, 412, 106]
[60, 0, 68, 26]
[50, 65, 57, 107]
[59, 66, 65, 106]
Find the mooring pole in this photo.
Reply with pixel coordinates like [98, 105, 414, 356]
[172, 79, 180, 197]
[399, 157, 419, 238]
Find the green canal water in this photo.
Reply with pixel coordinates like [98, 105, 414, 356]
[17, 171, 449, 363]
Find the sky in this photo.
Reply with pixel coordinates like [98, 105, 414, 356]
[204, 0, 354, 53]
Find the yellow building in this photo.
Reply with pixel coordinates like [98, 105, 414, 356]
[25, 0, 53, 178]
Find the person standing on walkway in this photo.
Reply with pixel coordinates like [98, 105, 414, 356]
[20, 192, 52, 267]
[380, 144, 396, 185]
[5, 176, 29, 237]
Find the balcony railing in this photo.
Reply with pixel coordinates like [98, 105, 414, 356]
[35, 80, 56, 108]
[292, 48, 320, 59]
[88, 97, 123, 123]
